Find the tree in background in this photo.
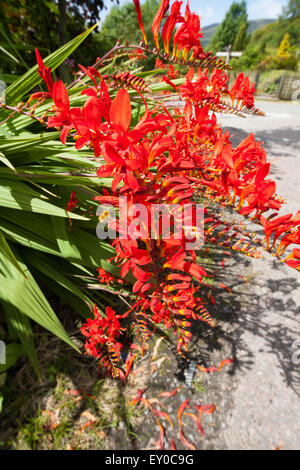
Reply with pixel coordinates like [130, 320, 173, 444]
[0, 0, 117, 80]
[68, 0, 117, 26]
[277, 33, 292, 58]
[282, 0, 300, 18]
[98, 0, 160, 49]
[210, 0, 248, 51]
[233, 21, 247, 51]
[95, 0, 161, 69]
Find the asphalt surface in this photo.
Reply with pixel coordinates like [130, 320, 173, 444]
[213, 100, 300, 450]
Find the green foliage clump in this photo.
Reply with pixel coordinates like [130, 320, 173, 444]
[0, 26, 119, 384]
[95, 0, 160, 69]
[0, 0, 115, 80]
[257, 33, 298, 71]
[97, 0, 160, 50]
[230, 45, 264, 70]
[258, 54, 298, 71]
[231, 18, 300, 72]
[250, 16, 300, 50]
[282, 0, 300, 19]
[210, 0, 248, 51]
[233, 22, 248, 51]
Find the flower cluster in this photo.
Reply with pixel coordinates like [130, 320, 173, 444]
[28, 0, 300, 380]
[155, 59, 179, 80]
[81, 305, 125, 378]
[98, 267, 124, 286]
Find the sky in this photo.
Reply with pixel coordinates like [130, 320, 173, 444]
[99, 0, 289, 27]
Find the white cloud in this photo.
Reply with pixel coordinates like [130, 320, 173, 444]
[196, 5, 215, 26]
[248, 0, 284, 19]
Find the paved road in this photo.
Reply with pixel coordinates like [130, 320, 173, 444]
[130, 101, 300, 451]
[214, 100, 300, 450]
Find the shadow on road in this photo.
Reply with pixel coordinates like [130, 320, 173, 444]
[224, 125, 300, 158]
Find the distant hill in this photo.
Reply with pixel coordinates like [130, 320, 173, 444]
[202, 19, 276, 47]
[250, 16, 300, 48]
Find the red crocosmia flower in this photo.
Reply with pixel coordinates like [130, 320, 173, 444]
[110, 88, 132, 133]
[97, 141, 143, 192]
[82, 79, 112, 123]
[79, 64, 102, 92]
[115, 239, 152, 282]
[229, 73, 256, 109]
[260, 213, 297, 250]
[239, 179, 280, 217]
[162, 75, 178, 92]
[81, 305, 123, 359]
[173, 1, 203, 59]
[95, 90, 172, 189]
[97, 80, 112, 122]
[103, 88, 158, 152]
[167, 64, 179, 80]
[66, 191, 78, 212]
[155, 58, 164, 69]
[178, 262, 207, 281]
[290, 248, 300, 259]
[152, 0, 170, 50]
[82, 96, 104, 130]
[241, 77, 256, 108]
[162, 1, 183, 55]
[36, 48, 54, 96]
[277, 227, 300, 255]
[27, 92, 50, 104]
[167, 273, 192, 282]
[32, 16, 296, 382]
[285, 248, 300, 270]
[73, 95, 107, 157]
[98, 267, 123, 286]
[180, 67, 228, 107]
[133, 0, 148, 45]
[47, 81, 81, 143]
[165, 249, 207, 280]
[52, 80, 69, 111]
[129, 108, 172, 147]
[270, 212, 300, 255]
[72, 81, 113, 156]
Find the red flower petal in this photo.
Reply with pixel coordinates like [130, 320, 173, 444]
[110, 89, 131, 133]
[53, 80, 69, 110]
